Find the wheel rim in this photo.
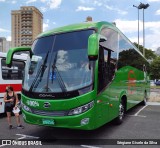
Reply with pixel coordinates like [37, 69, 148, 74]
[119, 103, 124, 120]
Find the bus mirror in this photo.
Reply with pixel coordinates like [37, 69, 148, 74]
[88, 34, 107, 60]
[88, 33, 99, 60]
[6, 46, 31, 67]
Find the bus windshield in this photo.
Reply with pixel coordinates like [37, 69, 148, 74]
[23, 29, 95, 94]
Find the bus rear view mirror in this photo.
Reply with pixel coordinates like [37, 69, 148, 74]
[88, 33, 99, 60]
[6, 46, 32, 67]
[88, 34, 107, 60]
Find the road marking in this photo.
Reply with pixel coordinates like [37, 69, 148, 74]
[81, 145, 102, 148]
[16, 134, 39, 140]
[127, 115, 146, 118]
[127, 105, 148, 118]
[134, 105, 148, 116]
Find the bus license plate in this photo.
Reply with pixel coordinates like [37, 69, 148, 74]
[42, 119, 54, 125]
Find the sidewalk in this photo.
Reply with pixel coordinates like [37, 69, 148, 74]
[149, 88, 160, 102]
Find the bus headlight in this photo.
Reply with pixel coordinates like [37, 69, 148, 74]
[68, 101, 94, 116]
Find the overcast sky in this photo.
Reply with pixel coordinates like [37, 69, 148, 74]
[0, 0, 160, 51]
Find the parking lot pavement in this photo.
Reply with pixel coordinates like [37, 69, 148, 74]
[0, 104, 160, 148]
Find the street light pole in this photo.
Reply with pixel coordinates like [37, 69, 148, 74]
[143, 8, 145, 57]
[138, 3, 149, 57]
[133, 5, 140, 50]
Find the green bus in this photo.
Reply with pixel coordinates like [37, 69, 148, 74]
[6, 21, 150, 130]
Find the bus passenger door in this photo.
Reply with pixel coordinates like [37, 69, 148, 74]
[97, 45, 118, 123]
[96, 47, 111, 124]
[103, 48, 118, 120]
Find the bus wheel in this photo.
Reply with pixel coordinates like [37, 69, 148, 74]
[115, 101, 125, 125]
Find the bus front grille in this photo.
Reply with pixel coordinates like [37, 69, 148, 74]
[31, 108, 68, 116]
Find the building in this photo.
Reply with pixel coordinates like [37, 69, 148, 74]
[6, 40, 12, 52]
[11, 6, 43, 47]
[0, 37, 6, 52]
[0, 37, 11, 52]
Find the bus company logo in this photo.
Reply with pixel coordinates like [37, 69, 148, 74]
[39, 94, 55, 98]
[2, 140, 12, 146]
[128, 70, 136, 94]
[43, 102, 51, 108]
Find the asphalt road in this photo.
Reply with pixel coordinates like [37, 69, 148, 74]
[0, 103, 160, 148]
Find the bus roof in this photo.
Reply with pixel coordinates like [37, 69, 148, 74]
[0, 52, 28, 61]
[38, 21, 116, 38]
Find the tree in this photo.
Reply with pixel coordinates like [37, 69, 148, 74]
[118, 48, 149, 71]
[133, 43, 157, 60]
[150, 57, 160, 79]
[133, 43, 160, 79]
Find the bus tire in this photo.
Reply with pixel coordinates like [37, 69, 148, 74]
[115, 101, 125, 125]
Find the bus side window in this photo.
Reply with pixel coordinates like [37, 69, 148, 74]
[110, 59, 116, 79]
[7, 70, 12, 79]
[1, 59, 25, 80]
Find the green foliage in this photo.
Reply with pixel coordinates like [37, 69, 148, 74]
[133, 43, 160, 79]
[118, 48, 149, 71]
[150, 56, 160, 79]
[133, 43, 157, 60]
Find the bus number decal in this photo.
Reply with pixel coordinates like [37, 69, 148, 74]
[26, 100, 39, 107]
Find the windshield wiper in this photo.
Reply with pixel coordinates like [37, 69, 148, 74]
[52, 65, 67, 92]
[29, 51, 49, 92]
[51, 52, 67, 92]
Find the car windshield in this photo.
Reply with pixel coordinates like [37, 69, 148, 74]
[23, 29, 95, 93]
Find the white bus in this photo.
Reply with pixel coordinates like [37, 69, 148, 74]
[0, 52, 27, 114]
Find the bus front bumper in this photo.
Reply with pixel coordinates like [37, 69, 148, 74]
[22, 108, 96, 130]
